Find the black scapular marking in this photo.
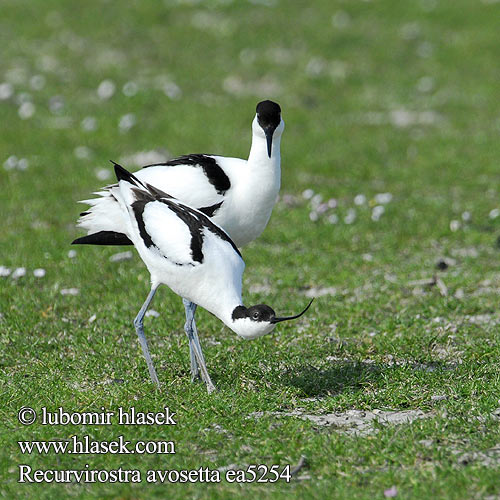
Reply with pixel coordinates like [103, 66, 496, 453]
[143, 154, 231, 195]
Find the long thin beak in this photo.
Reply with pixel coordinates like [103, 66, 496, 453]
[271, 299, 314, 324]
[265, 128, 274, 158]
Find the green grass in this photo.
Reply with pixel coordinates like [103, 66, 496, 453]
[2, 0, 500, 498]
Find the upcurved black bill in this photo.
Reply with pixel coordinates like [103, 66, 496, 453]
[271, 299, 314, 324]
[265, 128, 273, 158]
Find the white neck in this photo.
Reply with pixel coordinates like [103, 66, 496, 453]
[247, 117, 284, 168]
[248, 131, 282, 166]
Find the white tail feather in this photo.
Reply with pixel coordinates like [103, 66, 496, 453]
[77, 190, 127, 235]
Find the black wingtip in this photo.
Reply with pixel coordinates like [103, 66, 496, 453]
[72, 231, 133, 246]
[112, 161, 129, 182]
[111, 161, 144, 190]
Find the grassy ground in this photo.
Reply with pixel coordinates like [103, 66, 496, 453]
[2, 0, 500, 498]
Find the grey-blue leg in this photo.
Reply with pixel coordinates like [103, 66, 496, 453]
[134, 285, 160, 387]
[182, 299, 200, 381]
[182, 298, 216, 393]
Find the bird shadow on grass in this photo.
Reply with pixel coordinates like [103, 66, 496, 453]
[280, 362, 384, 398]
[281, 359, 457, 397]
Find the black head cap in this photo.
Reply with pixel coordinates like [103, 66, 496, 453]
[256, 100, 281, 130]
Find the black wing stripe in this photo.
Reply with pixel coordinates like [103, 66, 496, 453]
[163, 200, 242, 259]
[131, 190, 156, 249]
[164, 202, 205, 263]
[117, 164, 240, 264]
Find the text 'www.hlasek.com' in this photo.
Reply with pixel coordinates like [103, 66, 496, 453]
[16, 406, 292, 484]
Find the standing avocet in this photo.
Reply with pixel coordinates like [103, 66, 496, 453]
[73, 100, 284, 383]
[104, 163, 312, 392]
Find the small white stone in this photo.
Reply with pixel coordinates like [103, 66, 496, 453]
[362, 253, 373, 262]
[163, 81, 182, 100]
[145, 310, 160, 318]
[0, 82, 14, 100]
[60, 288, 79, 296]
[0, 266, 11, 277]
[327, 198, 338, 208]
[68, 249, 77, 258]
[417, 41, 433, 58]
[3, 155, 18, 170]
[305, 57, 326, 77]
[331, 10, 351, 29]
[450, 220, 460, 232]
[304, 286, 337, 298]
[30, 75, 46, 90]
[118, 113, 136, 132]
[109, 251, 133, 262]
[11, 267, 26, 279]
[309, 211, 319, 222]
[421, 0, 437, 11]
[431, 394, 447, 401]
[88, 314, 97, 323]
[120, 150, 170, 167]
[97, 79, 116, 100]
[390, 109, 413, 127]
[371, 205, 385, 221]
[416, 76, 434, 93]
[400, 23, 421, 41]
[38, 54, 59, 72]
[74, 146, 91, 159]
[222, 75, 245, 96]
[81, 116, 97, 131]
[95, 168, 112, 181]
[344, 208, 356, 224]
[328, 214, 339, 224]
[49, 95, 65, 114]
[489, 208, 500, 219]
[33, 268, 46, 278]
[18, 102, 35, 119]
[461, 211, 471, 222]
[354, 194, 366, 205]
[17, 158, 29, 170]
[374, 192, 393, 204]
[311, 193, 323, 207]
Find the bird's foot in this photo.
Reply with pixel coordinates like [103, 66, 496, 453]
[206, 381, 217, 394]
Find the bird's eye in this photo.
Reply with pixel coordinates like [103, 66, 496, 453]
[252, 312, 259, 320]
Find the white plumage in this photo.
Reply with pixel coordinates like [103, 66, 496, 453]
[72, 100, 306, 392]
[107, 164, 312, 391]
[76, 101, 284, 248]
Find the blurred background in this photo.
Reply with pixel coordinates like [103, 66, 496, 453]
[2, 0, 500, 266]
[2, 0, 500, 278]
